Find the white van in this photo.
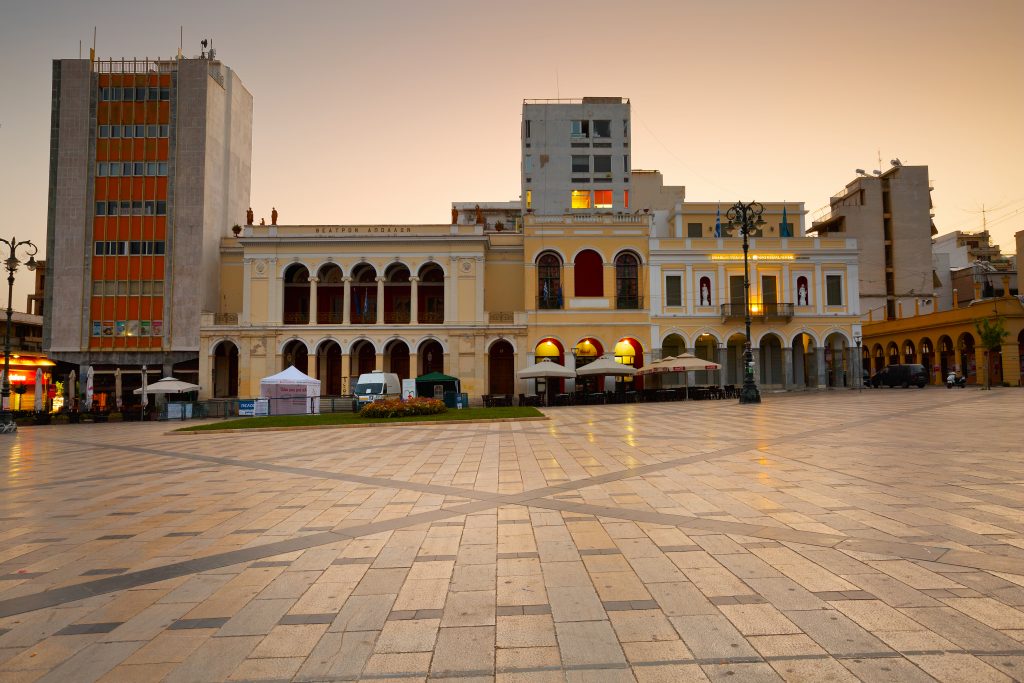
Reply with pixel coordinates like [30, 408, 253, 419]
[353, 372, 402, 407]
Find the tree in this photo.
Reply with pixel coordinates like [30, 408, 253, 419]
[974, 317, 1009, 390]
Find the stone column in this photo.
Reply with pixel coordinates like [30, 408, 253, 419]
[565, 352, 576, 393]
[375, 353, 384, 372]
[782, 347, 793, 390]
[410, 276, 419, 324]
[308, 276, 319, 325]
[342, 277, 352, 325]
[816, 347, 827, 388]
[717, 346, 727, 389]
[847, 348, 859, 389]
[241, 258, 252, 324]
[376, 276, 385, 325]
[340, 353, 351, 394]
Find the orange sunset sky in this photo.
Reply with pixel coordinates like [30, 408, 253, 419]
[1, 0, 1021, 304]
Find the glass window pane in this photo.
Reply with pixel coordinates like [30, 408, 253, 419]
[571, 156, 589, 173]
[593, 120, 611, 138]
[594, 190, 612, 208]
[594, 155, 611, 173]
[571, 190, 591, 209]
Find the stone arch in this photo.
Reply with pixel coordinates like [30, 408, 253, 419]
[413, 336, 450, 355]
[486, 336, 518, 354]
[315, 338, 343, 395]
[278, 336, 312, 355]
[384, 338, 412, 380]
[824, 331, 851, 388]
[283, 263, 311, 324]
[415, 260, 448, 277]
[573, 248, 605, 297]
[660, 332, 686, 357]
[418, 338, 445, 376]
[211, 339, 239, 398]
[348, 338, 378, 377]
[792, 332, 818, 388]
[612, 248, 644, 265]
[886, 341, 900, 366]
[692, 332, 720, 385]
[281, 338, 310, 374]
[758, 332, 785, 386]
[488, 339, 515, 395]
[902, 338, 917, 364]
[343, 336, 381, 355]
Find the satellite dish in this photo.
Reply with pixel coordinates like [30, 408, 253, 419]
[201, 39, 208, 49]
[890, 158, 902, 167]
[872, 170, 881, 176]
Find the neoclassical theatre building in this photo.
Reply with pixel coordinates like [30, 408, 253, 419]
[200, 99, 862, 399]
[201, 179, 862, 400]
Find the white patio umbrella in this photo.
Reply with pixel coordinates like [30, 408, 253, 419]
[515, 358, 576, 379]
[85, 366, 94, 411]
[638, 353, 722, 398]
[575, 355, 639, 377]
[133, 377, 200, 395]
[114, 367, 123, 410]
[638, 353, 721, 375]
[34, 368, 43, 413]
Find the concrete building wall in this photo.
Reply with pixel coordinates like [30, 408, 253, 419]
[44, 59, 93, 354]
[522, 98, 630, 215]
[888, 166, 935, 302]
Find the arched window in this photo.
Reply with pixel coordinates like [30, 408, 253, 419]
[615, 253, 640, 309]
[574, 250, 603, 297]
[537, 253, 562, 309]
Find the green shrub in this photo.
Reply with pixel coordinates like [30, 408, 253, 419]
[360, 397, 447, 418]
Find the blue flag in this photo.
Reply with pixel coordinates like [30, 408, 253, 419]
[781, 204, 792, 237]
[714, 204, 721, 238]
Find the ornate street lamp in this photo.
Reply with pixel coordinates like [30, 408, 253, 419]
[726, 202, 765, 404]
[1, 237, 38, 433]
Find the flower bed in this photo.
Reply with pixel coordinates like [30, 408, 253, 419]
[359, 397, 447, 418]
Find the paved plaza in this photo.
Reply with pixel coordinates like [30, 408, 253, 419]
[1, 389, 1023, 682]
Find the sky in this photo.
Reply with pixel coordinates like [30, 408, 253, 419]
[2, 0, 1022, 305]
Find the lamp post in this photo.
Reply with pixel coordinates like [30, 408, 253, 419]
[1, 237, 39, 434]
[854, 332, 862, 393]
[726, 201, 765, 404]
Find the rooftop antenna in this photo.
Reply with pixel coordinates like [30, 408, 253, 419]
[178, 26, 183, 59]
[91, 26, 96, 63]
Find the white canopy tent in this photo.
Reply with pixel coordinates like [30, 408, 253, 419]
[260, 366, 321, 415]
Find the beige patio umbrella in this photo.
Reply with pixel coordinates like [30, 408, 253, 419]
[515, 358, 576, 379]
[638, 353, 721, 375]
[638, 353, 722, 398]
[575, 354, 639, 377]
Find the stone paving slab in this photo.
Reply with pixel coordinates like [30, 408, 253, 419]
[1, 389, 1023, 681]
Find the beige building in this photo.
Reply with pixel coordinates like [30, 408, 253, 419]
[811, 163, 935, 322]
[200, 202, 861, 400]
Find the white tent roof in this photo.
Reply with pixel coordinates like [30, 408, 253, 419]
[260, 365, 320, 385]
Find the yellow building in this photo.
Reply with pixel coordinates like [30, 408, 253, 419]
[862, 293, 1024, 386]
[200, 202, 863, 401]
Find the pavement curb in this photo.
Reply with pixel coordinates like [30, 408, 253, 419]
[169, 415, 549, 435]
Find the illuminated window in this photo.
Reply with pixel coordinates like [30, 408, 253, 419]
[571, 190, 591, 209]
[570, 120, 589, 138]
[594, 190, 612, 208]
[526, 190, 532, 210]
[624, 190, 629, 208]
[571, 156, 589, 173]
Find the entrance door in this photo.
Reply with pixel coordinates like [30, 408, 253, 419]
[488, 341, 515, 395]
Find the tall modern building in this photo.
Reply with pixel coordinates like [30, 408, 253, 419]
[44, 53, 252, 394]
[810, 164, 935, 321]
[521, 97, 631, 215]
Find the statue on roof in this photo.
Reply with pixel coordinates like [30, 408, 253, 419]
[271, 207, 278, 226]
[246, 207, 254, 225]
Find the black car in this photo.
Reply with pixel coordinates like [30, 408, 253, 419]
[869, 364, 928, 388]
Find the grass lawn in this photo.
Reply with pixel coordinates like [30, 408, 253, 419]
[178, 406, 544, 432]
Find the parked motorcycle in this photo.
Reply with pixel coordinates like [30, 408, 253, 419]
[946, 372, 967, 388]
